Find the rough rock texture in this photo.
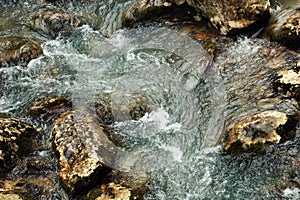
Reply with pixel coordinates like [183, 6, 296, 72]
[123, 0, 198, 27]
[0, 116, 41, 169]
[92, 91, 151, 122]
[30, 10, 85, 38]
[224, 110, 293, 152]
[265, 1, 300, 49]
[274, 63, 300, 101]
[25, 96, 73, 124]
[51, 110, 118, 192]
[0, 193, 22, 200]
[186, 0, 271, 34]
[0, 36, 42, 67]
[123, 0, 173, 26]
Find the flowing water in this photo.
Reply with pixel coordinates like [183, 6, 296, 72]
[0, 1, 300, 199]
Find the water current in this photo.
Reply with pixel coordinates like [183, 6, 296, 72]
[0, 0, 299, 199]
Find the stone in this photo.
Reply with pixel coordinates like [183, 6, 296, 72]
[0, 36, 42, 67]
[265, 1, 300, 49]
[0, 193, 22, 200]
[123, 0, 172, 26]
[92, 91, 151, 122]
[224, 110, 288, 152]
[25, 96, 73, 124]
[51, 110, 118, 192]
[123, 0, 197, 27]
[95, 183, 131, 200]
[273, 59, 300, 101]
[186, 0, 271, 35]
[30, 10, 85, 38]
[0, 116, 41, 170]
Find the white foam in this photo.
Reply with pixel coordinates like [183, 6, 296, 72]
[161, 145, 183, 162]
[283, 188, 300, 198]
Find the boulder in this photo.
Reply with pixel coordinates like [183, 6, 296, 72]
[51, 110, 118, 192]
[124, 0, 271, 34]
[224, 110, 288, 152]
[0, 116, 41, 170]
[0, 36, 42, 67]
[186, 0, 271, 35]
[265, 1, 300, 49]
[30, 10, 85, 38]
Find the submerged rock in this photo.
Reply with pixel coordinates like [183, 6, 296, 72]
[223, 110, 300, 152]
[0, 116, 41, 170]
[92, 91, 151, 122]
[0, 36, 42, 67]
[30, 10, 85, 38]
[25, 96, 73, 124]
[265, 1, 300, 49]
[51, 110, 118, 192]
[186, 0, 271, 35]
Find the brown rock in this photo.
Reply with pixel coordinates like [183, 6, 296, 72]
[186, 0, 271, 34]
[51, 110, 118, 192]
[0, 116, 41, 169]
[25, 96, 72, 124]
[30, 10, 85, 38]
[264, 1, 300, 49]
[0, 36, 42, 67]
[224, 110, 287, 152]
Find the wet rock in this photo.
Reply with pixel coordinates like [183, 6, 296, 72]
[123, 0, 173, 26]
[265, 1, 300, 49]
[186, 0, 271, 35]
[0, 116, 41, 170]
[51, 110, 118, 192]
[92, 91, 151, 122]
[0, 193, 22, 200]
[273, 59, 300, 101]
[80, 168, 148, 199]
[0, 36, 42, 67]
[180, 24, 219, 56]
[25, 96, 73, 124]
[224, 110, 289, 152]
[123, 0, 198, 27]
[124, 0, 270, 35]
[0, 176, 67, 200]
[30, 10, 85, 38]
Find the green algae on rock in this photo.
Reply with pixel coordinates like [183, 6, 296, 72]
[0, 36, 42, 67]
